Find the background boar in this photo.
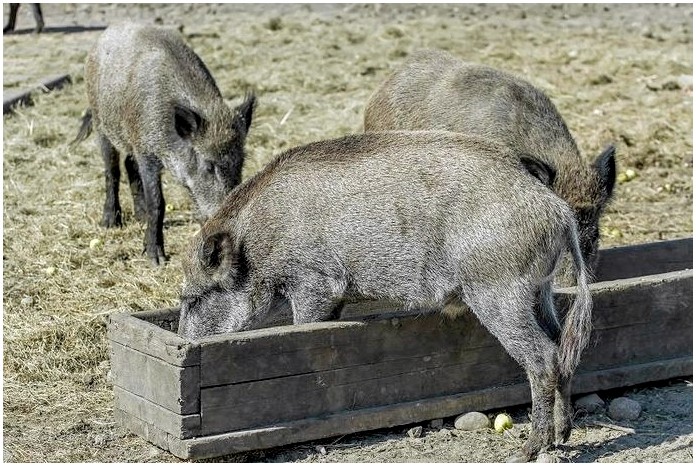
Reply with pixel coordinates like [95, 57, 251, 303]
[363, 49, 616, 283]
[178, 131, 592, 461]
[3, 3, 43, 34]
[72, 23, 256, 265]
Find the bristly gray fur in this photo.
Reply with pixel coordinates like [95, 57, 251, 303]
[363, 48, 616, 285]
[177, 130, 592, 461]
[74, 23, 256, 265]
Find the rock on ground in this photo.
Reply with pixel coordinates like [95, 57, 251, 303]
[608, 397, 642, 421]
[575, 393, 606, 414]
[454, 412, 491, 431]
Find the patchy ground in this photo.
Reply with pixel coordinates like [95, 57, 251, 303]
[2, 3, 692, 463]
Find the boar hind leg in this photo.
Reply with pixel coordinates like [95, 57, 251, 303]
[537, 281, 575, 445]
[30, 4, 43, 33]
[464, 284, 558, 461]
[137, 155, 166, 266]
[99, 134, 122, 228]
[124, 154, 148, 222]
[3, 3, 19, 34]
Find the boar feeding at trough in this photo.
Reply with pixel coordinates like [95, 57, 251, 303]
[177, 130, 592, 461]
[363, 49, 617, 284]
[72, 23, 256, 265]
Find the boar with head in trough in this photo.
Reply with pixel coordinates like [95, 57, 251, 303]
[178, 130, 592, 461]
[72, 23, 256, 265]
[364, 49, 616, 284]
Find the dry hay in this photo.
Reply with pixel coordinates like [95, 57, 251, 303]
[2, 3, 692, 462]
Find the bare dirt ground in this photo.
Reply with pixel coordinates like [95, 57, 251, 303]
[2, 3, 693, 463]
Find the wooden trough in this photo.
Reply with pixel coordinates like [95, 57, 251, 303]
[107, 238, 693, 460]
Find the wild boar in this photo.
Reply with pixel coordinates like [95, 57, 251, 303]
[364, 49, 616, 283]
[178, 130, 592, 461]
[3, 3, 43, 34]
[72, 23, 256, 265]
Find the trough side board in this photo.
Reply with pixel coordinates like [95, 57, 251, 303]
[195, 269, 692, 437]
[110, 342, 200, 415]
[594, 237, 692, 282]
[116, 356, 691, 460]
[109, 239, 693, 459]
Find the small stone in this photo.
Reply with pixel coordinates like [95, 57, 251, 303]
[89, 238, 103, 249]
[454, 411, 491, 431]
[315, 445, 327, 455]
[93, 433, 108, 446]
[590, 74, 614, 86]
[608, 397, 642, 421]
[677, 75, 693, 90]
[407, 426, 423, 438]
[429, 418, 444, 429]
[574, 393, 606, 414]
[661, 80, 681, 91]
[20, 296, 34, 306]
[537, 452, 560, 463]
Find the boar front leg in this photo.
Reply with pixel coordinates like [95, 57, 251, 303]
[99, 134, 122, 228]
[137, 155, 166, 266]
[3, 3, 19, 34]
[124, 154, 148, 222]
[29, 3, 43, 33]
[288, 277, 342, 324]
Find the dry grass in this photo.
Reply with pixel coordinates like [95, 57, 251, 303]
[2, 3, 692, 462]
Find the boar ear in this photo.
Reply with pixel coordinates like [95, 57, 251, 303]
[234, 91, 256, 134]
[199, 231, 246, 276]
[520, 155, 556, 187]
[200, 231, 231, 271]
[594, 144, 616, 202]
[175, 105, 202, 140]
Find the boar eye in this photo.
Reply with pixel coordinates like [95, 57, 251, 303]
[203, 160, 215, 174]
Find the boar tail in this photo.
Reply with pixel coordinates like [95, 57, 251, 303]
[71, 109, 93, 145]
[558, 218, 593, 378]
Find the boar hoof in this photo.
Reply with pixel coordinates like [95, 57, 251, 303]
[101, 210, 122, 228]
[144, 246, 167, 266]
[506, 451, 531, 463]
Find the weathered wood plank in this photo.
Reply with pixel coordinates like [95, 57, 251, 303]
[113, 386, 201, 438]
[198, 269, 692, 388]
[562, 269, 692, 372]
[113, 408, 191, 459]
[107, 311, 199, 367]
[198, 309, 499, 387]
[110, 342, 200, 415]
[594, 237, 692, 282]
[160, 357, 691, 459]
[200, 347, 522, 435]
[196, 269, 691, 435]
[3, 74, 72, 113]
